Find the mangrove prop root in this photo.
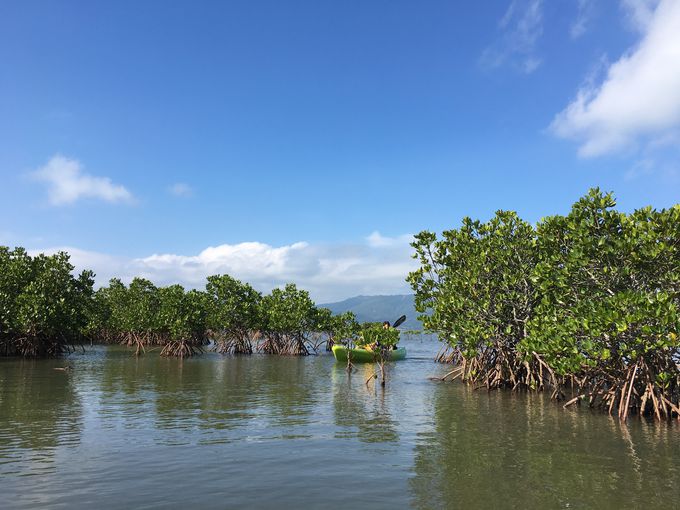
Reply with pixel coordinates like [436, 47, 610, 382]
[256, 332, 315, 356]
[434, 346, 680, 420]
[621, 363, 639, 421]
[563, 395, 582, 408]
[4, 333, 75, 358]
[213, 332, 254, 355]
[160, 338, 204, 358]
[432, 367, 464, 382]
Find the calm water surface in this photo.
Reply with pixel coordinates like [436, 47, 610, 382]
[1, 337, 679, 509]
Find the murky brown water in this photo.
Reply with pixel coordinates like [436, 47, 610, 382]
[1, 338, 679, 509]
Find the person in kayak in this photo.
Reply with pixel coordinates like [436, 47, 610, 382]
[379, 321, 398, 350]
[362, 321, 391, 351]
[364, 321, 397, 351]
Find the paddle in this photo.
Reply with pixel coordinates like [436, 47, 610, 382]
[392, 315, 406, 329]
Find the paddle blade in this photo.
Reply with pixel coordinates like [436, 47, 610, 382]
[393, 315, 406, 328]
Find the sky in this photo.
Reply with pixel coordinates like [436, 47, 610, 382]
[1, 0, 679, 302]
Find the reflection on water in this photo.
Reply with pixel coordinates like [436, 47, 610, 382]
[0, 358, 83, 476]
[332, 364, 399, 443]
[410, 382, 680, 509]
[95, 348, 324, 445]
[1, 339, 679, 509]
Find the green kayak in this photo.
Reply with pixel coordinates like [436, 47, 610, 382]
[332, 345, 407, 363]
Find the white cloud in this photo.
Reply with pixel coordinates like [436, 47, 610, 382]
[32, 155, 133, 205]
[168, 182, 193, 198]
[571, 0, 595, 38]
[621, 0, 661, 32]
[647, 130, 680, 149]
[32, 232, 417, 303]
[481, 0, 544, 74]
[366, 231, 413, 248]
[550, 0, 680, 157]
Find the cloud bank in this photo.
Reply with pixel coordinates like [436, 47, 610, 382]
[32, 155, 133, 205]
[551, 0, 680, 157]
[33, 233, 417, 303]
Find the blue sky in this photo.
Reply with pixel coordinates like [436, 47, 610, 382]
[1, 0, 679, 301]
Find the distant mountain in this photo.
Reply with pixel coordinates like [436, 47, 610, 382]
[319, 294, 422, 330]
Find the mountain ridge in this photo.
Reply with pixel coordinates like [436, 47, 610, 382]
[319, 294, 422, 330]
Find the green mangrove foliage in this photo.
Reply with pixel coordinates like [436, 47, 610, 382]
[87, 278, 210, 356]
[258, 283, 319, 355]
[0, 248, 355, 359]
[409, 189, 680, 420]
[315, 308, 360, 351]
[0, 248, 94, 357]
[409, 210, 537, 387]
[90, 278, 350, 357]
[205, 274, 261, 354]
[356, 326, 400, 350]
[157, 286, 210, 357]
[524, 191, 680, 419]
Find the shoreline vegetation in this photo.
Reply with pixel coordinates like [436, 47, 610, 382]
[0, 252, 362, 359]
[409, 189, 680, 421]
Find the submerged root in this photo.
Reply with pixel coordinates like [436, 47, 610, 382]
[258, 335, 284, 355]
[160, 339, 204, 358]
[438, 345, 550, 393]
[3, 333, 74, 358]
[431, 367, 464, 382]
[442, 350, 680, 421]
[213, 333, 253, 355]
[256, 333, 314, 356]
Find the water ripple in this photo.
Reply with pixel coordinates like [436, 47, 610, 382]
[1, 342, 680, 509]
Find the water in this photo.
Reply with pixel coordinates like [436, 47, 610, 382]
[1, 337, 679, 509]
